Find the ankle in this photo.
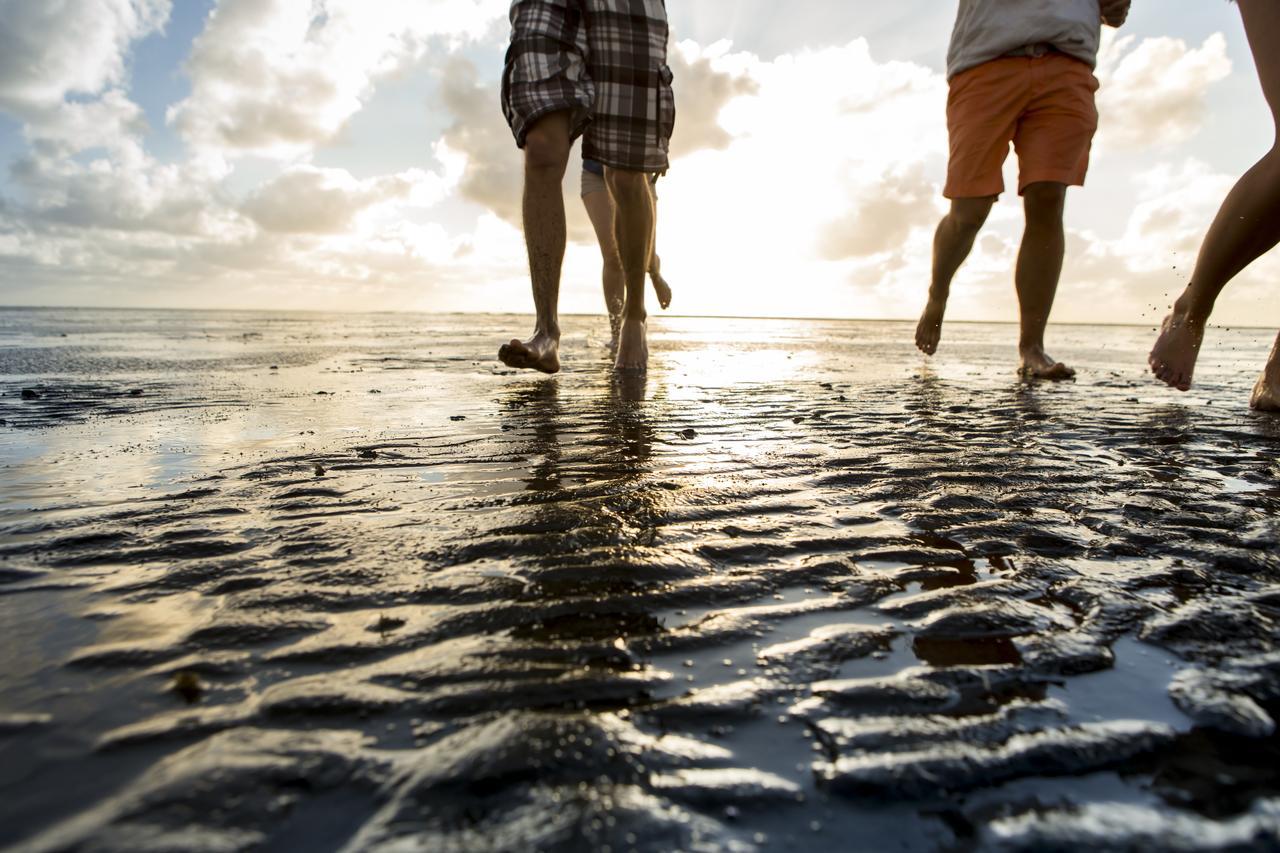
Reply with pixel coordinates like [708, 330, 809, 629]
[1018, 340, 1047, 356]
[621, 309, 647, 324]
[1171, 291, 1213, 326]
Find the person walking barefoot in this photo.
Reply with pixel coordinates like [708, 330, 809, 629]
[498, 0, 674, 375]
[580, 158, 673, 350]
[1149, 0, 1280, 411]
[915, 0, 1131, 379]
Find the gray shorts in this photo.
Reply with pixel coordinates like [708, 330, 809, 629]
[580, 164, 607, 198]
[579, 166, 661, 199]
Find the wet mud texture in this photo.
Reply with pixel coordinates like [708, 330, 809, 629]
[2, 309, 1280, 852]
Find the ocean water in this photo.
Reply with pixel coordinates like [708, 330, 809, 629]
[1, 307, 1278, 851]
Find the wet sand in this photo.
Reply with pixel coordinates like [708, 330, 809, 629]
[2, 307, 1279, 851]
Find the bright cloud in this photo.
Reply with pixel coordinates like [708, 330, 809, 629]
[0, 0, 169, 115]
[169, 0, 507, 159]
[1096, 32, 1232, 150]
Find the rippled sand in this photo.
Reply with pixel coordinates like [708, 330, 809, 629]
[2, 308, 1279, 852]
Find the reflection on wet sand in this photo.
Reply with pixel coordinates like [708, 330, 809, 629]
[1, 310, 1279, 850]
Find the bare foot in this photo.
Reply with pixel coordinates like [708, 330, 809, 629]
[499, 331, 560, 374]
[651, 273, 672, 310]
[915, 297, 946, 355]
[1018, 346, 1076, 380]
[1149, 311, 1204, 392]
[614, 314, 648, 373]
[1251, 370, 1280, 412]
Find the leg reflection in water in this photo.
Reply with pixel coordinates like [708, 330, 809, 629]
[494, 371, 673, 668]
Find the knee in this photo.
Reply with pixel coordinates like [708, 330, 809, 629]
[947, 199, 993, 234]
[605, 169, 649, 202]
[523, 124, 570, 174]
[1023, 182, 1067, 223]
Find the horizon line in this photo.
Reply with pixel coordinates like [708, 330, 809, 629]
[0, 303, 1268, 332]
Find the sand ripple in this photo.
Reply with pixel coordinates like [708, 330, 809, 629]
[1, 311, 1279, 851]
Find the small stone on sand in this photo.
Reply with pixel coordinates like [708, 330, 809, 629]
[369, 615, 406, 634]
[170, 671, 204, 704]
[680, 428, 697, 439]
[358, 449, 377, 460]
[313, 463, 325, 477]
[450, 415, 466, 422]
[21, 388, 39, 400]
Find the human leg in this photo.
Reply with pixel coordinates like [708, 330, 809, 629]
[648, 177, 672, 309]
[579, 0, 672, 371]
[1003, 54, 1098, 378]
[921, 59, 1023, 355]
[582, 182, 625, 347]
[916, 196, 995, 355]
[1015, 181, 1074, 379]
[498, 112, 572, 373]
[1250, 332, 1280, 411]
[605, 168, 654, 372]
[498, 0, 594, 373]
[648, 251, 671, 310]
[1151, 0, 1280, 391]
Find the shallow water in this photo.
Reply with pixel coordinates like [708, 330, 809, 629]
[1, 307, 1279, 852]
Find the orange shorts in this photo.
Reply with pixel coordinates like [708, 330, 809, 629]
[944, 53, 1099, 199]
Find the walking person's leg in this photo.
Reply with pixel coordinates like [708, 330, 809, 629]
[1150, 0, 1280, 396]
[581, 0, 674, 373]
[581, 168, 625, 347]
[918, 59, 1019, 357]
[1002, 53, 1099, 379]
[649, 250, 672, 309]
[497, 0, 593, 374]
[500, 113, 572, 373]
[648, 175, 672, 309]
[916, 196, 995, 355]
[1015, 181, 1074, 378]
[1252, 332, 1280, 411]
[606, 168, 655, 370]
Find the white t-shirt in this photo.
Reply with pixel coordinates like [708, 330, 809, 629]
[947, 0, 1102, 80]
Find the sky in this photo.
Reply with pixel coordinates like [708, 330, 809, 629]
[0, 0, 1273, 326]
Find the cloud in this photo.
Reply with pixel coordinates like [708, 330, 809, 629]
[668, 40, 759, 159]
[1096, 33, 1231, 150]
[819, 165, 939, 260]
[0, 0, 170, 116]
[169, 0, 506, 159]
[436, 56, 525, 230]
[242, 165, 451, 234]
[0, 0, 171, 162]
[12, 152, 225, 235]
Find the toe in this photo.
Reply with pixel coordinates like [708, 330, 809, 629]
[499, 344, 530, 369]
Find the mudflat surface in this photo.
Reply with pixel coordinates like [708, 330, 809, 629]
[1, 308, 1279, 852]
